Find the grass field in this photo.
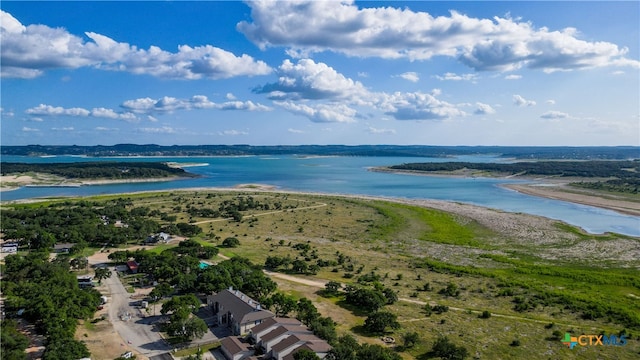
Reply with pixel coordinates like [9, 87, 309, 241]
[5, 189, 639, 359]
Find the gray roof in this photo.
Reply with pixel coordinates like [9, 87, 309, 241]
[250, 317, 302, 336]
[210, 289, 274, 325]
[261, 324, 311, 344]
[221, 336, 251, 356]
[272, 334, 329, 354]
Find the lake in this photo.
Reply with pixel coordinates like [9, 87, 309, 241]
[1, 155, 638, 236]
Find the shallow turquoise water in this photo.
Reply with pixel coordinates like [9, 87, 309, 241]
[1, 155, 638, 236]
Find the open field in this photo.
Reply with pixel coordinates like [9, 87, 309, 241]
[2, 189, 639, 359]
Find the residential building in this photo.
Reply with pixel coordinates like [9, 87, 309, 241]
[207, 288, 275, 336]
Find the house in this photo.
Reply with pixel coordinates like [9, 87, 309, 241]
[271, 334, 331, 360]
[207, 288, 275, 336]
[260, 325, 312, 354]
[249, 317, 303, 344]
[126, 260, 139, 274]
[220, 336, 253, 360]
[53, 243, 75, 253]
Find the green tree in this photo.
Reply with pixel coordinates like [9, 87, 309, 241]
[402, 332, 420, 349]
[0, 320, 28, 360]
[363, 311, 401, 334]
[293, 349, 321, 360]
[222, 237, 240, 248]
[324, 281, 341, 295]
[149, 282, 173, 302]
[265, 292, 298, 317]
[94, 267, 111, 284]
[43, 338, 91, 360]
[430, 336, 469, 360]
[183, 317, 208, 340]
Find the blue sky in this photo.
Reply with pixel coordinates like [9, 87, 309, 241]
[1, 1, 638, 146]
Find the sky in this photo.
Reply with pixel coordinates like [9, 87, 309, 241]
[1, 1, 639, 146]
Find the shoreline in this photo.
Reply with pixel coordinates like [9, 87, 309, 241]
[370, 166, 640, 217]
[0, 175, 191, 192]
[502, 183, 640, 217]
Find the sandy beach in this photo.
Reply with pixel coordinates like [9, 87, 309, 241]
[503, 183, 640, 216]
[0, 174, 187, 192]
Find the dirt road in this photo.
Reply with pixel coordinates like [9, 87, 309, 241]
[91, 257, 171, 359]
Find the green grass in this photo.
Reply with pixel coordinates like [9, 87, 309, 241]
[5, 189, 639, 359]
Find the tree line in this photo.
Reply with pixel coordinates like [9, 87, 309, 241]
[1, 251, 101, 359]
[390, 160, 640, 179]
[1, 161, 195, 179]
[3, 144, 638, 160]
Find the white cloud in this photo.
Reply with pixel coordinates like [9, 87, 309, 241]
[254, 59, 369, 101]
[226, 93, 237, 100]
[21, 127, 39, 132]
[238, 1, 639, 72]
[274, 101, 357, 123]
[377, 92, 466, 121]
[397, 72, 420, 82]
[25, 104, 137, 121]
[137, 126, 176, 134]
[367, 126, 396, 135]
[504, 74, 522, 80]
[96, 126, 118, 131]
[357, 72, 369, 78]
[0, 107, 14, 117]
[545, 99, 556, 105]
[51, 127, 74, 131]
[219, 129, 248, 136]
[287, 128, 305, 134]
[474, 102, 496, 115]
[1, 10, 272, 79]
[540, 110, 570, 119]
[121, 95, 271, 114]
[513, 94, 536, 107]
[435, 72, 478, 81]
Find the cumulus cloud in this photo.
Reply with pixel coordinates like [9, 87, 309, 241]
[540, 110, 570, 119]
[25, 104, 137, 121]
[474, 102, 496, 115]
[238, 1, 638, 72]
[546, 99, 556, 105]
[504, 74, 522, 80]
[513, 95, 536, 107]
[435, 72, 478, 81]
[121, 95, 271, 114]
[96, 126, 119, 131]
[1, 10, 272, 79]
[378, 92, 466, 121]
[396, 72, 420, 82]
[255, 59, 467, 123]
[367, 126, 396, 134]
[287, 128, 305, 134]
[253, 59, 369, 101]
[21, 127, 39, 132]
[274, 101, 357, 123]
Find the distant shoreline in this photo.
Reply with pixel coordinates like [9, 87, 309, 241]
[370, 166, 640, 217]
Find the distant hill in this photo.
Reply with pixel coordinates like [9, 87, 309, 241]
[1, 144, 639, 160]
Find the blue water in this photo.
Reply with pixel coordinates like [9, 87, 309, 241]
[1, 155, 638, 236]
